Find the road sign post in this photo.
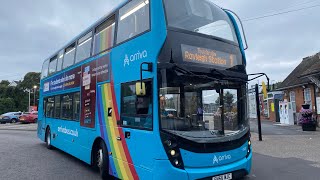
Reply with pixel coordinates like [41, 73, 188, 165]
[255, 84, 263, 141]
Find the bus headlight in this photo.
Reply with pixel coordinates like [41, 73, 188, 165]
[161, 132, 184, 169]
[246, 139, 252, 158]
[174, 159, 180, 166]
[170, 150, 176, 156]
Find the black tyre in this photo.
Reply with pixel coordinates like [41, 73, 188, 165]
[95, 141, 112, 179]
[11, 119, 17, 123]
[45, 128, 53, 150]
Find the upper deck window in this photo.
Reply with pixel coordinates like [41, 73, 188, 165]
[76, 31, 93, 63]
[93, 16, 115, 55]
[63, 43, 76, 69]
[117, 0, 150, 44]
[48, 56, 58, 75]
[163, 0, 238, 44]
[41, 60, 49, 79]
[56, 50, 64, 72]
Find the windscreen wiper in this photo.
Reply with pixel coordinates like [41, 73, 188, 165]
[211, 68, 248, 82]
[172, 63, 221, 81]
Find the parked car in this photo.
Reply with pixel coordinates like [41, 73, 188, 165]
[19, 112, 38, 123]
[0, 112, 22, 124]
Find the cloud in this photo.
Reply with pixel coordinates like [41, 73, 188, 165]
[212, 0, 320, 82]
[0, 0, 124, 81]
[0, 0, 319, 83]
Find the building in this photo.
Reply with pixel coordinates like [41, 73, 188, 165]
[8, 80, 20, 87]
[277, 52, 320, 123]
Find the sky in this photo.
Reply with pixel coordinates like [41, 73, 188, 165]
[0, 0, 319, 83]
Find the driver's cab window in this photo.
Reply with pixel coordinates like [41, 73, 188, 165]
[121, 80, 153, 130]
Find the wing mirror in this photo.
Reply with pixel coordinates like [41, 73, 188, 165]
[136, 82, 146, 96]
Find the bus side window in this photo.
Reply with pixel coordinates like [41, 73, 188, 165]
[48, 56, 58, 75]
[54, 95, 61, 119]
[76, 31, 93, 63]
[56, 50, 64, 72]
[41, 60, 49, 79]
[117, 0, 150, 44]
[45, 97, 55, 118]
[93, 16, 115, 55]
[121, 80, 153, 130]
[63, 43, 76, 69]
[61, 94, 73, 120]
[73, 92, 80, 121]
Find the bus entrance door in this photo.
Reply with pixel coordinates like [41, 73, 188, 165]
[98, 83, 155, 179]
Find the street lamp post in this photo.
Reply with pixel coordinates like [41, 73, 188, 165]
[33, 85, 37, 106]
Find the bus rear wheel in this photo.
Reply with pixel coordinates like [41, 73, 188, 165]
[45, 127, 53, 150]
[95, 141, 112, 179]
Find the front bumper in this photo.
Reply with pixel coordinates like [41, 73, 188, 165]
[152, 152, 252, 180]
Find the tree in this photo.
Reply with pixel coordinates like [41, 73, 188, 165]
[0, 98, 15, 114]
[0, 80, 10, 87]
[224, 91, 234, 112]
[18, 72, 41, 107]
[18, 72, 41, 90]
[215, 91, 234, 112]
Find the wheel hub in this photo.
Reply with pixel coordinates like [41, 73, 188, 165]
[97, 149, 103, 168]
[47, 133, 51, 145]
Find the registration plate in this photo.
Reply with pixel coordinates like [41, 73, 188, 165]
[212, 173, 232, 180]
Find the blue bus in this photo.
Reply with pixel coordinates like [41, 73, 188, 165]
[38, 0, 251, 179]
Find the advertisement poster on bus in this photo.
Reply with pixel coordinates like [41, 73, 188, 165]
[80, 56, 110, 128]
[43, 66, 81, 94]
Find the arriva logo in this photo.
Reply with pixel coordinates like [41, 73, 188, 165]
[124, 50, 148, 67]
[212, 154, 232, 164]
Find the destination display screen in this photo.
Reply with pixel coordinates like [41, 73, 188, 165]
[181, 44, 239, 68]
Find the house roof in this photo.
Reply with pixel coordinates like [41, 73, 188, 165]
[277, 53, 320, 90]
[300, 53, 320, 77]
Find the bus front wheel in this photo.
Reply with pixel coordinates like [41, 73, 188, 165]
[95, 141, 112, 179]
[45, 127, 53, 150]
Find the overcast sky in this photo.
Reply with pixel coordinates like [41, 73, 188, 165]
[0, 0, 319, 83]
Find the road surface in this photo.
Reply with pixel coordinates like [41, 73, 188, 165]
[0, 123, 319, 180]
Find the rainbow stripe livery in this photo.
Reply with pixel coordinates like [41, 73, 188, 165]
[93, 24, 115, 55]
[97, 82, 139, 180]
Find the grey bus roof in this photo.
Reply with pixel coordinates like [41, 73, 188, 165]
[43, 0, 128, 63]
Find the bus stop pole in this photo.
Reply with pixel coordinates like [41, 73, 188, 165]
[255, 84, 263, 141]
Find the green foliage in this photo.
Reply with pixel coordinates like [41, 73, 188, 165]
[0, 98, 15, 114]
[0, 80, 10, 87]
[0, 72, 40, 113]
[18, 72, 40, 90]
[215, 91, 235, 111]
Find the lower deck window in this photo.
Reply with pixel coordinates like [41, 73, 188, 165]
[44, 92, 79, 121]
[62, 94, 73, 120]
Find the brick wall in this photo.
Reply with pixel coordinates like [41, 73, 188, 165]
[283, 84, 316, 112]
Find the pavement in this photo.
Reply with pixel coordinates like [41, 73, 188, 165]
[247, 119, 320, 180]
[0, 122, 37, 131]
[250, 119, 320, 135]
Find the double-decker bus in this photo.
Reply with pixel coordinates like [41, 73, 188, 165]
[38, 0, 251, 179]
